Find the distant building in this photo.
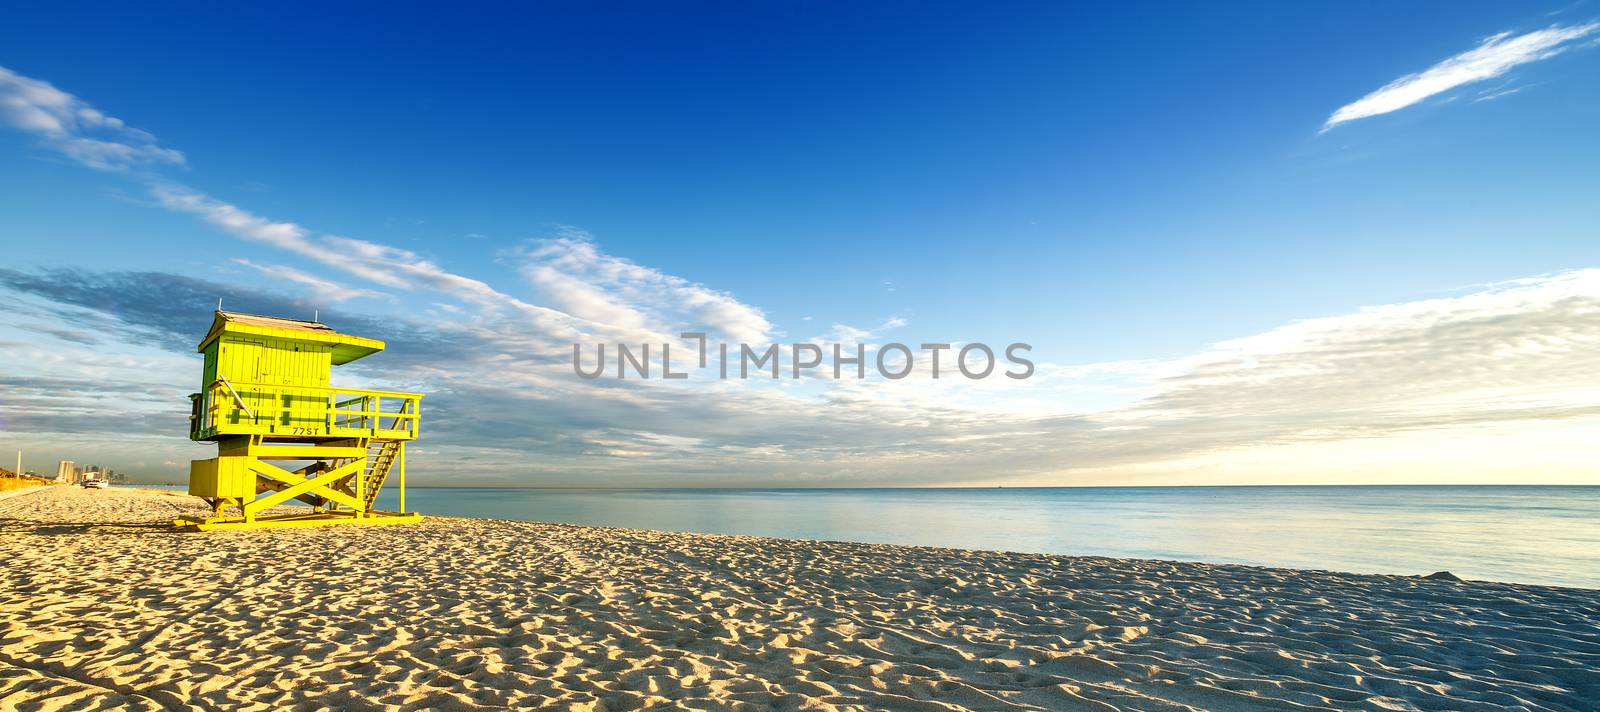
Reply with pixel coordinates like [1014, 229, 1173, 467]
[44, 461, 130, 484]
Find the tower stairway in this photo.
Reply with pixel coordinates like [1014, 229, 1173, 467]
[359, 439, 401, 511]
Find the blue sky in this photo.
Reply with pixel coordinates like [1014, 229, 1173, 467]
[1, 2, 1598, 485]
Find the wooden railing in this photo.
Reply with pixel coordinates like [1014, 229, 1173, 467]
[190, 379, 423, 440]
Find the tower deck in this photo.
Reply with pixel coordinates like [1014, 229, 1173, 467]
[189, 379, 422, 441]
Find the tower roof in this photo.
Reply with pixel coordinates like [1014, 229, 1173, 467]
[197, 311, 385, 365]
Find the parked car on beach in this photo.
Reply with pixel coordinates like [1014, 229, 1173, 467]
[80, 479, 108, 489]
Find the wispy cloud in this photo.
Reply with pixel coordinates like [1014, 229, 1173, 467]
[0, 66, 589, 335]
[1472, 83, 1529, 103]
[4, 266, 1598, 486]
[1322, 22, 1599, 132]
[231, 259, 392, 304]
[819, 316, 908, 345]
[149, 183, 315, 250]
[0, 66, 185, 171]
[517, 230, 773, 344]
[148, 182, 587, 337]
[0, 64, 876, 363]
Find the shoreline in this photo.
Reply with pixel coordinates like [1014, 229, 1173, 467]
[166, 483, 1600, 589]
[4, 486, 1598, 709]
[129, 482, 1600, 490]
[33, 484, 1600, 591]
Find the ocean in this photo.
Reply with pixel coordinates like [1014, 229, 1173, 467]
[139, 483, 1599, 588]
[355, 485, 1598, 589]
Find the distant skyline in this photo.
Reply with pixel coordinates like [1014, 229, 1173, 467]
[1, 2, 1597, 486]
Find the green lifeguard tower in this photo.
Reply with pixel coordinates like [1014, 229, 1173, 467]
[176, 311, 425, 530]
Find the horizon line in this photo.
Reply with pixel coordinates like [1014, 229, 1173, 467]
[120, 482, 1600, 490]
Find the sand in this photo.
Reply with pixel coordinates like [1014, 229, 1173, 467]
[2, 486, 1597, 711]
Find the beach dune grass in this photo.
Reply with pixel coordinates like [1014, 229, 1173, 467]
[0, 475, 45, 493]
[2, 486, 1597, 710]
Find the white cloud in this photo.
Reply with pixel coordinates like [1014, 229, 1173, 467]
[517, 231, 773, 344]
[150, 183, 581, 333]
[6, 260, 1600, 486]
[1322, 22, 1599, 132]
[0, 66, 185, 171]
[152, 183, 315, 250]
[231, 259, 392, 303]
[819, 315, 908, 345]
[1140, 269, 1600, 427]
[0, 66, 595, 339]
[146, 182, 744, 355]
[1473, 83, 1529, 103]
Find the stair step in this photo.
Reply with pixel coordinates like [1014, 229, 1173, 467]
[358, 439, 401, 510]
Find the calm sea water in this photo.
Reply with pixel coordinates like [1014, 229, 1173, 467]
[368, 485, 1600, 589]
[147, 484, 1600, 588]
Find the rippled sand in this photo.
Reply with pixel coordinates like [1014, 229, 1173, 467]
[2, 486, 1597, 711]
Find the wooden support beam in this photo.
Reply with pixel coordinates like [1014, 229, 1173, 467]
[246, 458, 365, 513]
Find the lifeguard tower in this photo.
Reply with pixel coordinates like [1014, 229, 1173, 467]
[175, 311, 425, 530]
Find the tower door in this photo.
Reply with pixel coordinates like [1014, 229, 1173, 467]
[257, 340, 331, 431]
[217, 339, 267, 424]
